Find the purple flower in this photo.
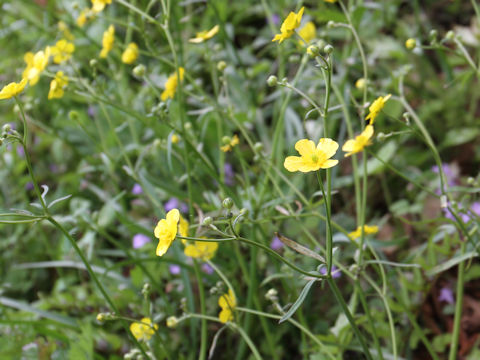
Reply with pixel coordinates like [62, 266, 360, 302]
[432, 163, 459, 193]
[201, 263, 214, 274]
[444, 201, 480, 223]
[169, 264, 181, 275]
[224, 163, 235, 186]
[320, 265, 342, 279]
[438, 286, 454, 304]
[87, 106, 96, 118]
[270, 14, 280, 25]
[164, 197, 188, 214]
[131, 183, 143, 195]
[25, 182, 34, 191]
[16, 145, 25, 157]
[270, 236, 284, 251]
[49, 164, 59, 173]
[132, 234, 151, 249]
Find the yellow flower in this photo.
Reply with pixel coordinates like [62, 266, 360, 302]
[284, 138, 339, 172]
[218, 289, 236, 323]
[129, 317, 158, 341]
[179, 215, 189, 239]
[184, 240, 218, 261]
[189, 25, 220, 43]
[365, 94, 391, 125]
[298, 21, 316, 45]
[171, 134, 180, 144]
[22, 48, 51, 86]
[0, 79, 27, 100]
[220, 134, 239, 152]
[161, 67, 185, 101]
[154, 209, 180, 256]
[51, 39, 75, 64]
[91, 0, 112, 13]
[100, 25, 115, 58]
[325, 0, 337, 3]
[405, 38, 416, 50]
[272, 7, 305, 43]
[58, 21, 74, 40]
[348, 225, 379, 241]
[121, 42, 139, 64]
[76, 8, 91, 27]
[342, 125, 374, 157]
[48, 71, 69, 100]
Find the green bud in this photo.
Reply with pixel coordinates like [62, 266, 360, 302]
[133, 64, 146, 77]
[429, 29, 438, 40]
[2, 124, 11, 133]
[142, 283, 151, 297]
[467, 177, 475, 185]
[327, 21, 336, 29]
[217, 61, 227, 72]
[445, 30, 455, 40]
[377, 132, 386, 141]
[13, 104, 20, 114]
[239, 208, 248, 216]
[222, 197, 233, 209]
[185, 122, 192, 130]
[203, 216, 213, 226]
[267, 75, 278, 87]
[307, 45, 320, 58]
[68, 110, 79, 121]
[323, 44, 334, 54]
[89, 59, 98, 67]
[222, 136, 231, 145]
[253, 142, 263, 152]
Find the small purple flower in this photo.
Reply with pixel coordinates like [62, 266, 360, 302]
[132, 234, 151, 249]
[201, 263, 214, 275]
[224, 163, 235, 186]
[169, 264, 181, 275]
[270, 14, 280, 25]
[164, 197, 188, 214]
[87, 106, 96, 118]
[444, 201, 480, 223]
[25, 182, 34, 191]
[433, 163, 459, 193]
[320, 265, 342, 279]
[16, 145, 25, 157]
[131, 183, 143, 195]
[438, 286, 454, 304]
[270, 236, 284, 251]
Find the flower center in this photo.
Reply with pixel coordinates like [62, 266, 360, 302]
[311, 154, 319, 163]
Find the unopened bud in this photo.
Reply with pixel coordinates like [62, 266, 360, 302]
[323, 44, 334, 54]
[222, 136, 231, 145]
[166, 316, 179, 328]
[467, 177, 475, 185]
[239, 208, 248, 216]
[203, 216, 213, 226]
[222, 198, 233, 209]
[377, 132, 386, 141]
[355, 78, 366, 90]
[445, 30, 455, 41]
[133, 64, 146, 77]
[405, 38, 416, 50]
[253, 142, 263, 152]
[89, 59, 98, 67]
[327, 21, 336, 29]
[307, 45, 320, 58]
[267, 75, 278, 87]
[217, 61, 227, 72]
[68, 110, 79, 121]
[2, 124, 11, 133]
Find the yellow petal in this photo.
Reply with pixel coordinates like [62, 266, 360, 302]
[284, 156, 305, 172]
[166, 208, 180, 223]
[317, 138, 339, 158]
[342, 139, 356, 153]
[320, 159, 338, 169]
[363, 125, 374, 140]
[184, 244, 201, 258]
[219, 308, 233, 323]
[156, 237, 172, 256]
[294, 139, 316, 157]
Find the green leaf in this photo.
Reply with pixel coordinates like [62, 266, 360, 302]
[279, 279, 316, 324]
[443, 127, 480, 147]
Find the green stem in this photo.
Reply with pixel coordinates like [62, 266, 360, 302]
[193, 261, 207, 360]
[316, 172, 333, 274]
[327, 278, 373, 360]
[448, 241, 466, 360]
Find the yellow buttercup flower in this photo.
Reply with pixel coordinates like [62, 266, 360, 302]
[122, 42, 139, 64]
[284, 138, 339, 172]
[0, 79, 27, 100]
[348, 225, 379, 241]
[91, 0, 112, 13]
[324, 0, 337, 3]
[48, 71, 69, 100]
[179, 215, 189, 239]
[342, 125, 374, 157]
[161, 67, 185, 101]
[22, 48, 51, 86]
[171, 134, 180, 144]
[76, 8, 91, 27]
[48, 72, 68, 100]
[51, 39, 75, 64]
[189, 25, 220, 43]
[184, 240, 218, 261]
[218, 289, 236, 323]
[129, 317, 158, 341]
[220, 134, 239, 152]
[272, 7, 305, 43]
[154, 209, 180, 256]
[365, 94, 391, 125]
[100, 25, 115, 58]
[298, 21, 316, 45]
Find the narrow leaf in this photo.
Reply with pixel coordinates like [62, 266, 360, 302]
[279, 279, 316, 324]
[276, 232, 325, 263]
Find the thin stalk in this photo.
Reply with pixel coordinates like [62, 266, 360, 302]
[193, 261, 207, 360]
[316, 172, 333, 274]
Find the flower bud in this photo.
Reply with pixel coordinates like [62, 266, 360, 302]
[217, 61, 227, 72]
[445, 30, 455, 40]
[171, 134, 179, 144]
[202, 216, 213, 226]
[467, 177, 475, 185]
[142, 283, 151, 297]
[96, 313, 106, 322]
[153, 138, 162, 148]
[222, 197, 233, 209]
[405, 38, 416, 50]
[355, 78, 366, 90]
[133, 64, 146, 77]
[222, 136, 231, 145]
[166, 316, 179, 328]
[323, 44, 334, 54]
[265, 288, 278, 302]
[327, 21, 336, 29]
[89, 59, 98, 67]
[239, 208, 248, 216]
[307, 45, 320, 58]
[253, 142, 263, 152]
[429, 29, 438, 40]
[69, 110, 79, 121]
[377, 132, 386, 141]
[267, 75, 278, 87]
[2, 124, 11, 133]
